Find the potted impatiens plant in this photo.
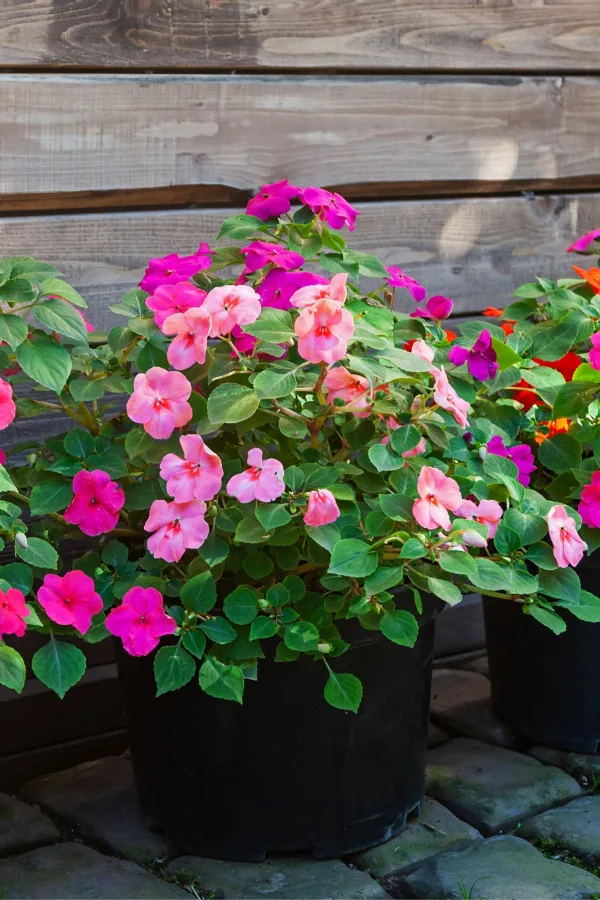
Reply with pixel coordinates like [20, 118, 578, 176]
[0, 185, 591, 861]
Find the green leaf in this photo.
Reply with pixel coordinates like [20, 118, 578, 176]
[552, 382, 598, 420]
[29, 480, 73, 515]
[328, 539, 378, 578]
[573, 363, 600, 384]
[524, 542, 557, 570]
[483, 453, 524, 501]
[243, 550, 273, 580]
[389, 425, 422, 456]
[101, 540, 128, 568]
[234, 515, 267, 544]
[524, 367, 566, 389]
[538, 567, 580, 602]
[400, 538, 427, 559]
[154, 644, 196, 696]
[255, 504, 292, 532]
[40, 277, 87, 308]
[69, 379, 105, 402]
[182, 631, 207, 659]
[559, 589, 600, 623]
[538, 433, 582, 474]
[368, 443, 404, 472]
[528, 605, 566, 635]
[512, 284, 544, 300]
[284, 621, 320, 652]
[136, 340, 169, 373]
[531, 313, 581, 361]
[63, 427, 95, 459]
[217, 213, 263, 240]
[438, 551, 477, 580]
[503, 509, 547, 545]
[0, 644, 26, 693]
[223, 587, 258, 625]
[249, 616, 278, 640]
[207, 383, 259, 424]
[364, 566, 404, 595]
[0, 563, 33, 595]
[199, 533, 230, 567]
[279, 416, 309, 440]
[16, 537, 58, 570]
[381, 609, 419, 646]
[284, 466, 304, 492]
[493, 526, 522, 555]
[490, 337, 522, 370]
[324, 670, 363, 713]
[306, 524, 340, 552]
[0, 465, 17, 493]
[199, 656, 244, 703]
[376, 347, 432, 373]
[427, 577, 462, 606]
[253, 367, 297, 400]
[379, 493, 412, 522]
[124, 480, 164, 510]
[243, 308, 295, 344]
[199, 616, 237, 644]
[16, 338, 72, 393]
[0, 314, 28, 350]
[32, 639, 86, 698]
[34, 297, 88, 342]
[125, 428, 154, 460]
[180, 572, 216, 614]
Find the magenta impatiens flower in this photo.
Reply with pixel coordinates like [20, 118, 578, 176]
[246, 180, 300, 221]
[147, 281, 207, 330]
[227, 448, 285, 503]
[160, 434, 223, 503]
[140, 244, 212, 294]
[0, 378, 16, 431]
[411, 295, 453, 322]
[448, 330, 498, 381]
[590, 333, 600, 370]
[487, 436, 536, 487]
[547, 505, 587, 568]
[76, 308, 94, 333]
[162, 307, 212, 370]
[0, 588, 29, 639]
[295, 298, 355, 364]
[202, 285, 262, 337]
[126, 367, 193, 440]
[324, 365, 371, 417]
[303, 489, 340, 526]
[413, 466, 462, 532]
[385, 266, 427, 302]
[431, 367, 470, 429]
[106, 586, 176, 657]
[241, 241, 304, 274]
[457, 498, 504, 539]
[145, 499, 209, 563]
[259, 270, 329, 311]
[567, 228, 600, 254]
[579, 472, 600, 528]
[290, 273, 347, 309]
[64, 469, 125, 537]
[38, 571, 103, 635]
[300, 187, 359, 231]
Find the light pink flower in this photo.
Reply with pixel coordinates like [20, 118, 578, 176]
[547, 505, 588, 568]
[202, 285, 262, 337]
[64, 469, 125, 537]
[162, 307, 212, 370]
[241, 241, 304, 274]
[0, 588, 29, 639]
[145, 499, 209, 563]
[457, 498, 503, 539]
[106, 586, 177, 657]
[590, 333, 600, 371]
[126, 367, 192, 440]
[413, 466, 462, 532]
[567, 228, 600, 254]
[304, 489, 340, 526]
[146, 281, 207, 329]
[324, 365, 371, 417]
[411, 340, 435, 364]
[0, 378, 16, 431]
[140, 244, 212, 295]
[226, 447, 285, 503]
[246, 180, 300, 221]
[579, 472, 600, 529]
[295, 298, 354, 364]
[38, 571, 103, 635]
[290, 273, 347, 309]
[431, 366, 470, 429]
[300, 187, 359, 231]
[160, 434, 223, 503]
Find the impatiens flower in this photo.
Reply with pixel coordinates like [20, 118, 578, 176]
[431, 366, 470, 429]
[162, 307, 212, 370]
[487, 436, 536, 487]
[590, 333, 600, 371]
[445, 329, 457, 342]
[413, 466, 462, 532]
[0, 378, 16, 430]
[295, 298, 354, 364]
[64, 469, 125, 537]
[38, 571, 103, 635]
[448, 330, 498, 381]
[304, 489, 340, 526]
[0, 588, 29, 639]
[483, 307, 504, 317]
[227, 447, 285, 504]
[0, 449, 6, 465]
[241, 241, 304, 274]
[160, 434, 223, 503]
[146, 281, 207, 329]
[535, 352, 582, 382]
[145, 499, 209, 563]
[290, 273, 347, 309]
[106, 586, 176, 657]
[259, 269, 329, 311]
[567, 228, 600, 254]
[324, 365, 371, 417]
[580, 472, 600, 529]
[573, 265, 600, 295]
[127, 367, 192, 440]
[300, 187, 359, 231]
[535, 418, 570, 445]
[411, 295, 454, 322]
[140, 244, 212, 294]
[76, 309, 94, 332]
[547, 505, 588, 568]
[246, 180, 300, 221]
[385, 266, 426, 302]
[457, 498, 504, 539]
[402, 435, 427, 458]
[202, 285, 262, 337]
[411, 340, 435, 364]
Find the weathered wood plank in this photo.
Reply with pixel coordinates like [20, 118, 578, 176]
[0, 0, 598, 71]
[1, 75, 599, 197]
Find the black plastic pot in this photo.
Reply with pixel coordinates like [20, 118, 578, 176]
[484, 553, 600, 753]
[116, 590, 439, 862]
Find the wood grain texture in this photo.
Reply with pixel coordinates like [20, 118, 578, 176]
[0, 0, 599, 71]
[1, 74, 600, 197]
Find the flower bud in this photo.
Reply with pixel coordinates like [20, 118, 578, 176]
[15, 532, 27, 549]
[258, 598, 271, 610]
[478, 446, 488, 461]
[463, 431, 473, 444]
[317, 642, 332, 654]
[26, 453, 37, 465]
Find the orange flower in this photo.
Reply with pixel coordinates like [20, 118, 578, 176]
[535, 418, 571, 445]
[483, 307, 503, 317]
[573, 265, 600, 294]
[444, 329, 457, 342]
[500, 321, 516, 337]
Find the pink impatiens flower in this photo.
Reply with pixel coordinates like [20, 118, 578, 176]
[202, 285, 262, 337]
[590, 333, 600, 371]
[127, 367, 192, 440]
[227, 448, 285, 503]
[304, 489, 340, 526]
[487, 436, 536, 487]
[300, 187, 359, 231]
[547, 505, 588, 568]
[76, 308, 94, 333]
[38, 571, 103, 635]
[324, 365, 371, 417]
[295, 298, 355, 364]
[146, 281, 207, 329]
[579, 472, 600, 529]
[385, 266, 427, 303]
[140, 244, 212, 295]
[106, 586, 177, 657]
[0, 378, 16, 431]
[411, 295, 454, 322]
[241, 241, 304, 274]
[290, 273, 347, 309]
[64, 469, 125, 537]
[145, 499, 209, 563]
[411, 340, 435, 364]
[448, 330, 498, 381]
[457, 498, 504, 539]
[431, 367, 470, 429]
[246, 180, 300, 221]
[162, 307, 212, 370]
[413, 466, 462, 532]
[0, 588, 29, 639]
[160, 434, 223, 503]
[259, 270, 329, 311]
[567, 228, 600, 254]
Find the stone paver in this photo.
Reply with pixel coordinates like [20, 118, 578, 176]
[430, 669, 515, 748]
[166, 855, 389, 899]
[351, 797, 481, 878]
[530, 746, 600, 789]
[520, 795, 600, 868]
[464, 656, 489, 678]
[0, 842, 189, 899]
[403, 835, 600, 899]
[427, 723, 451, 749]
[426, 738, 583, 835]
[19, 757, 170, 866]
[0, 793, 60, 856]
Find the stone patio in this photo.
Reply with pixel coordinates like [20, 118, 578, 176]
[3, 653, 600, 899]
